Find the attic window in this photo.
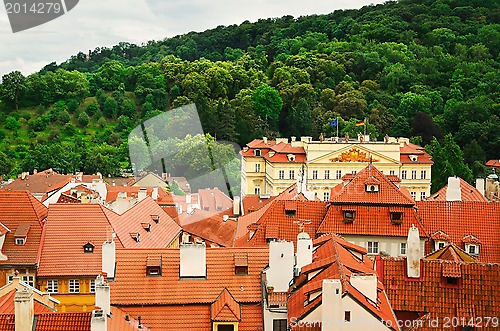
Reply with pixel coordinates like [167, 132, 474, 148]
[254, 149, 261, 157]
[83, 242, 94, 253]
[465, 243, 480, 256]
[365, 184, 379, 192]
[287, 154, 296, 162]
[234, 254, 248, 275]
[150, 215, 160, 223]
[146, 255, 162, 276]
[15, 238, 26, 245]
[435, 241, 447, 251]
[446, 277, 458, 285]
[285, 210, 296, 217]
[409, 155, 418, 162]
[342, 210, 356, 224]
[390, 212, 403, 225]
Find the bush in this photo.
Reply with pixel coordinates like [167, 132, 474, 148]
[67, 99, 79, 112]
[5, 116, 21, 130]
[63, 123, 77, 136]
[85, 101, 99, 117]
[77, 112, 90, 127]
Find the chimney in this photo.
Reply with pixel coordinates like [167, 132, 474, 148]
[95, 275, 110, 316]
[406, 225, 421, 278]
[291, 136, 296, 142]
[263, 137, 268, 144]
[295, 232, 313, 275]
[180, 242, 206, 278]
[91, 309, 107, 331]
[266, 241, 294, 292]
[138, 188, 147, 201]
[15, 287, 34, 331]
[350, 274, 377, 302]
[33, 169, 37, 174]
[476, 178, 485, 196]
[186, 194, 192, 204]
[321, 279, 342, 331]
[233, 196, 240, 216]
[102, 239, 116, 279]
[152, 187, 159, 201]
[446, 177, 461, 201]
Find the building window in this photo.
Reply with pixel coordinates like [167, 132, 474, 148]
[22, 275, 34, 287]
[324, 170, 330, 180]
[15, 238, 25, 245]
[344, 311, 351, 322]
[400, 242, 407, 255]
[312, 170, 318, 179]
[255, 164, 260, 172]
[401, 170, 407, 179]
[420, 192, 426, 201]
[390, 212, 403, 224]
[69, 280, 80, 293]
[83, 242, 94, 253]
[47, 280, 58, 293]
[342, 210, 356, 223]
[254, 186, 261, 195]
[411, 170, 417, 179]
[7, 276, 13, 283]
[289, 170, 295, 180]
[410, 192, 416, 200]
[390, 170, 395, 176]
[466, 244, 480, 256]
[217, 324, 235, 331]
[273, 319, 287, 331]
[254, 149, 261, 157]
[323, 192, 330, 201]
[278, 170, 285, 179]
[336, 170, 342, 179]
[421, 170, 426, 179]
[235, 265, 248, 276]
[90, 279, 96, 293]
[367, 242, 379, 254]
[352, 170, 357, 174]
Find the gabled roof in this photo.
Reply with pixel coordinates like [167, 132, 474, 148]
[109, 247, 268, 305]
[288, 235, 399, 330]
[211, 288, 241, 322]
[103, 197, 181, 248]
[179, 209, 236, 247]
[234, 200, 328, 247]
[198, 188, 233, 213]
[424, 243, 476, 262]
[0, 191, 47, 266]
[241, 195, 274, 214]
[399, 143, 433, 164]
[426, 177, 487, 202]
[38, 204, 124, 277]
[381, 257, 500, 329]
[0, 290, 54, 315]
[1, 170, 72, 196]
[105, 185, 171, 203]
[416, 201, 500, 262]
[330, 165, 415, 205]
[486, 159, 500, 168]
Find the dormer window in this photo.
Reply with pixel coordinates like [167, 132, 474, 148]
[342, 210, 356, 224]
[409, 155, 418, 162]
[14, 224, 30, 246]
[141, 223, 152, 232]
[254, 149, 261, 157]
[146, 255, 162, 276]
[390, 212, 403, 225]
[83, 242, 94, 253]
[287, 154, 296, 162]
[435, 241, 447, 251]
[15, 238, 26, 245]
[365, 184, 379, 192]
[234, 253, 248, 275]
[465, 243, 480, 256]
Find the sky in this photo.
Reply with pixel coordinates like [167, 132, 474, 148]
[0, 0, 386, 77]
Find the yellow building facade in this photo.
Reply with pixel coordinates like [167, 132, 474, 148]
[37, 276, 97, 312]
[241, 136, 432, 201]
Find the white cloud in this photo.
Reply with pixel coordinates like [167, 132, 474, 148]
[0, 0, 386, 76]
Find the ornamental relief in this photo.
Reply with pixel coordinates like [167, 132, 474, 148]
[329, 148, 379, 162]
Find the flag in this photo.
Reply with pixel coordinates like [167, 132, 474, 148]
[329, 119, 338, 127]
[356, 119, 365, 126]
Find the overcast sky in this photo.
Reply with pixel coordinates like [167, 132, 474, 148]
[0, 0, 386, 77]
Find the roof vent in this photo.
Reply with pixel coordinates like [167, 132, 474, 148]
[83, 242, 95, 253]
[151, 215, 160, 223]
[223, 215, 229, 222]
[125, 314, 130, 321]
[130, 232, 140, 242]
[141, 223, 151, 232]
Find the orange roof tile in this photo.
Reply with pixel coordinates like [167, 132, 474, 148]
[381, 257, 500, 329]
[486, 159, 500, 168]
[241, 195, 274, 214]
[179, 209, 236, 247]
[424, 243, 476, 262]
[0, 290, 54, 315]
[211, 288, 241, 322]
[34, 312, 92, 331]
[109, 247, 268, 306]
[1, 170, 72, 196]
[0, 191, 47, 266]
[103, 197, 181, 248]
[38, 204, 124, 277]
[105, 185, 171, 203]
[399, 143, 433, 164]
[289, 235, 399, 330]
[426, 177, 487, 202]
[416, 201, 500, 262]
[198, 188, 233, 213]
[330, 165, 415, 205]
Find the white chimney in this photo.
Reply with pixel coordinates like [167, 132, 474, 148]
[350, 274, 377, 302]
[91, 309, 107, 331]
[152, 187, 159, 201]
[186, 194, 192, 204]
[263, 137, 268, 144]
[102, 240, 116, 279]
[407, 225, 421, 278]
[95, 275, 110, 316]
[266, 241, 294, 292]
[138, 188, 147, 201]
[291, 136, 296, 142]
[180, 242, 206, 278]
[233, 196, 240, 216]
[476, 178, 485, 196]
[321, 279, 342, 331]
[446, 177, 461, 201]
[295, 232, 313, 275]
[15, 287, 34, 331]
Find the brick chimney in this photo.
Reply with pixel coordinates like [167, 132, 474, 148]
[15, 287, 34, 331]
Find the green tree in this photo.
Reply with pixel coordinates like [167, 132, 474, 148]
[77, 112, 90, 127]
[0, 151, 13, 177]
[252, 84, 282, 133]
[1, 71, 26, 111]
[103, 97, 118, 119]
[5, 116, 21, 130]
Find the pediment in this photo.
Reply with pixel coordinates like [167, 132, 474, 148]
[309, 145, 401, 165]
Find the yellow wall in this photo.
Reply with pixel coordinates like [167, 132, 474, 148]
[38, 277, 96, 312]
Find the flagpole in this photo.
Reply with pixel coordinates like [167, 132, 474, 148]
[336, 116, 339, 138]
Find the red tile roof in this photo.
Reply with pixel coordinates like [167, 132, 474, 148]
[0, 191, 47, 266]
[426, 177, 487, 202]
[102, 197, 181, 248]
[34, 312, 92, 331]
[105, 185, 171, 203]
[38, 204, 124, 277]
[399, 143, 433, 164]
[198, 188, 233, 213]
[241, 195, 274, 214]
[0, 290, 54, 315]
[179, 209, 236, 247]
[424, 243, 476, 262]
[416, 201, 500, 262]
[109, 247, 268, 306]
[330, 165, 415, 205]
[211, 288, 241, 322]
[381, 257, 500, 330]
[486, 159, 500, 168]
[289, 235, 399, 330]
[1, 170, 72, 196]
[234, 201, 328, 247]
